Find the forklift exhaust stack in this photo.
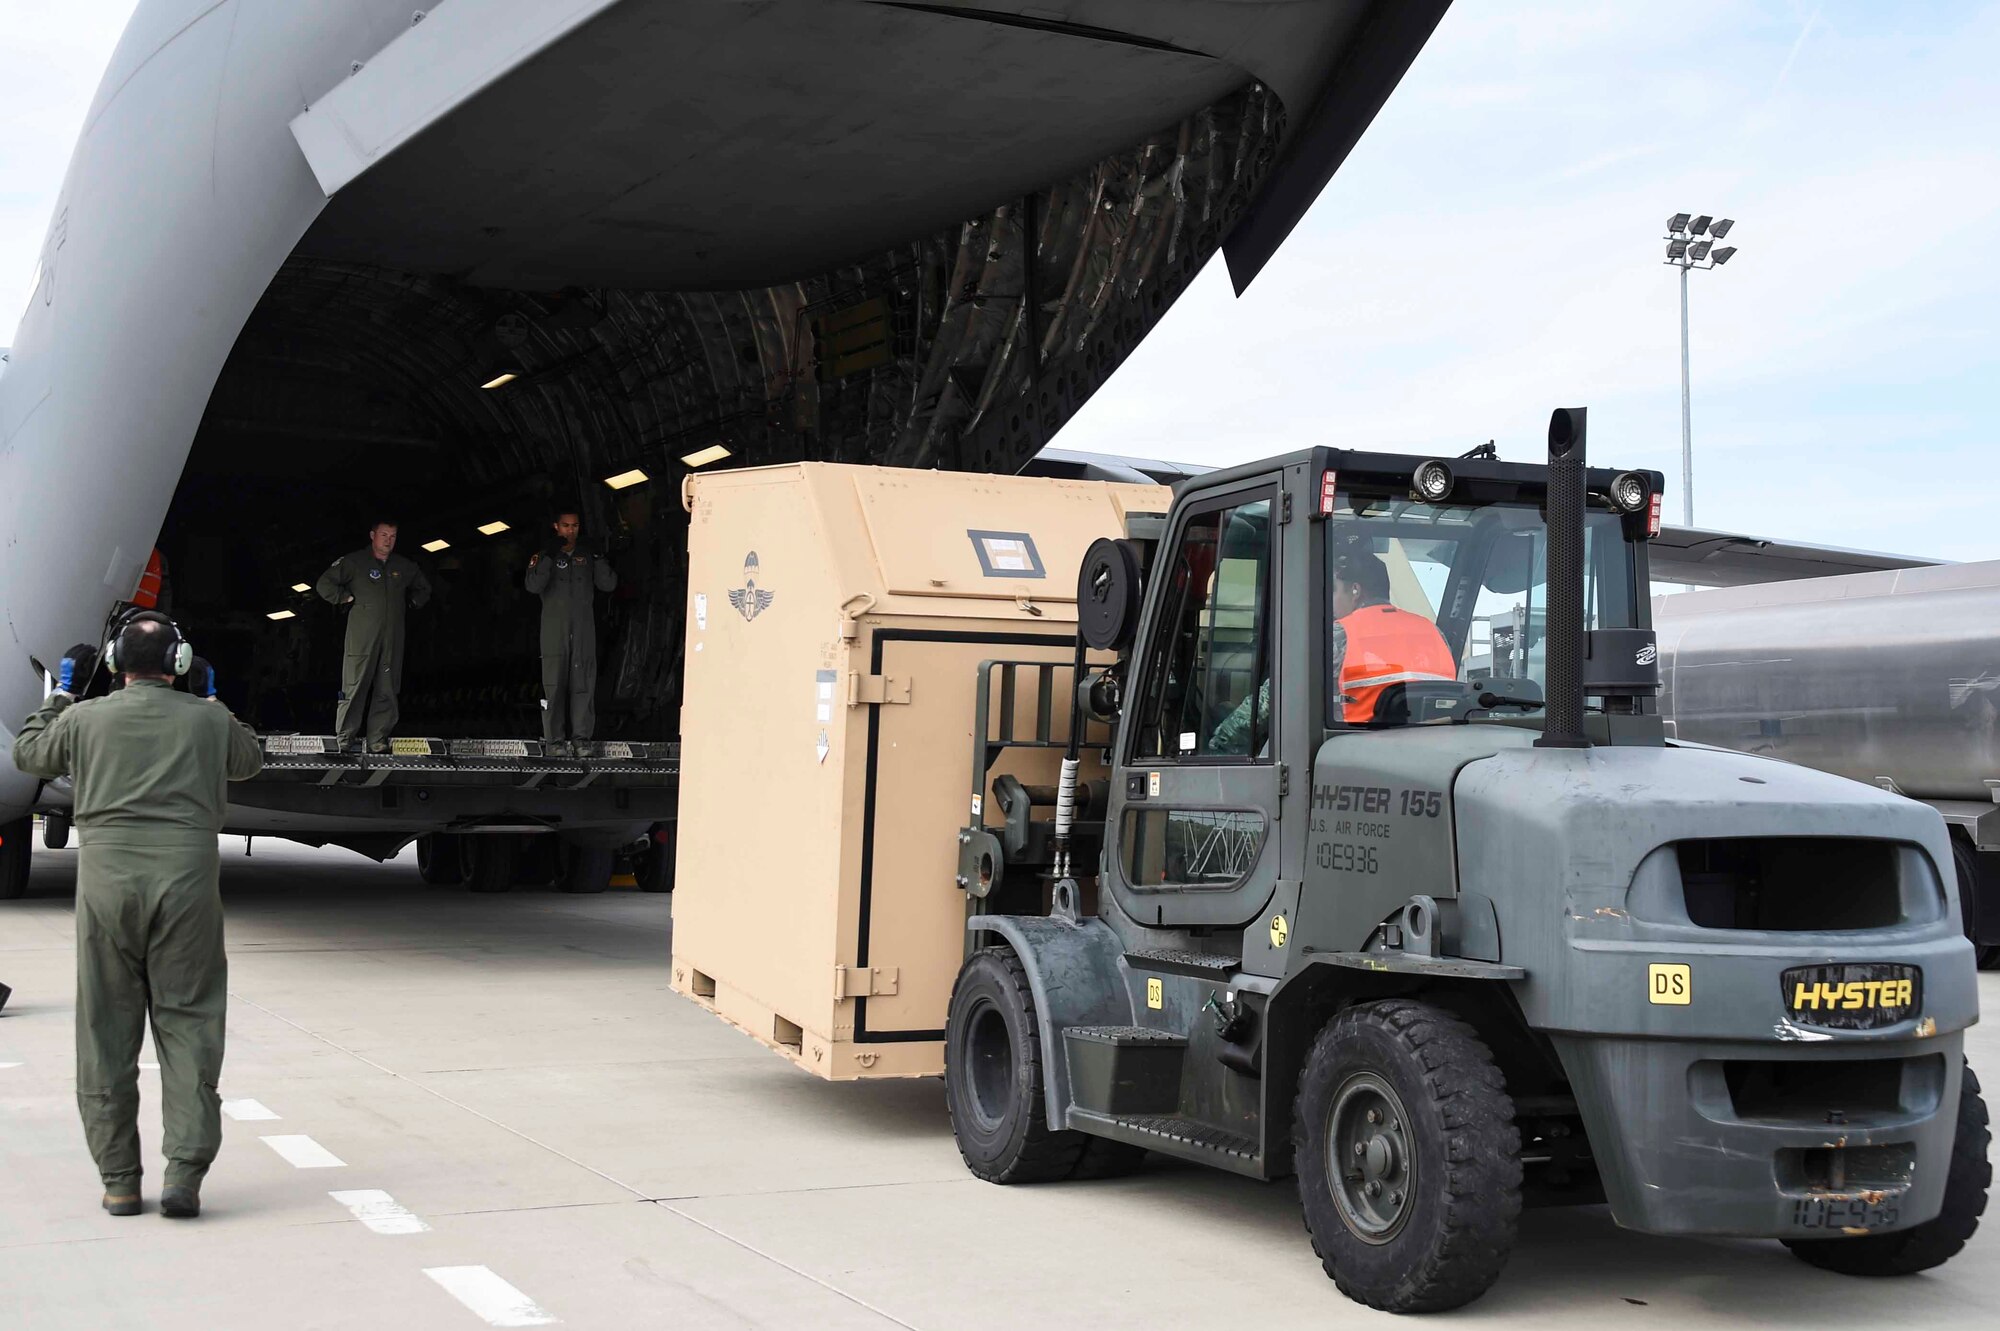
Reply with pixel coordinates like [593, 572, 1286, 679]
[1537, 407, 1590, 749]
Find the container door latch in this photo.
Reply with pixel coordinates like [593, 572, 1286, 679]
[847, 673, 912, 706]
[834, 964, 900, 998]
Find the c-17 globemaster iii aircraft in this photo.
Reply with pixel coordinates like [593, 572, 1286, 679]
[0, 0, 1449, 886]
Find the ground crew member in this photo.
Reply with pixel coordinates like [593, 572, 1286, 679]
[11, 614, 262, 1220]
[525, 510, 616, 749]
[1326, 550, 1456, 722]
[316, 520, 432, 752]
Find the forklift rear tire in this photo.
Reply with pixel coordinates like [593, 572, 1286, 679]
[1294, 998, 1522, 1315]
[416, 833, 469, 886]
[944, 947, 1087, 1184]
[1784, 1061, 1990, 1277]
[561, 844, 614, 894]
[0, 816, 29, 900]
[466, 836, 515, 894]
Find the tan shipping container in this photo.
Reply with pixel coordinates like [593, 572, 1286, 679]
[673, 463, 1167, 1079]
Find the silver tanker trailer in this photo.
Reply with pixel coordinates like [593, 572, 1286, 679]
[1655, 560, 2000, 967]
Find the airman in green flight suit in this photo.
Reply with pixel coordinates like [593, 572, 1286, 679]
[524, 510, 617, 750]
[316, 520, 432, 752]
[12, 614, 263, 1219]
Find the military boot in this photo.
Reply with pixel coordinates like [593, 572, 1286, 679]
[101, 1191, 142, 1217]
[159, 1185, 200, 1219]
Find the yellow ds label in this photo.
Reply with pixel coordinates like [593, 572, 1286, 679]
[1648, 963, 1692, 1005]
[1146, 977, 1163, 1010]
[1269, 915, 1289, 948]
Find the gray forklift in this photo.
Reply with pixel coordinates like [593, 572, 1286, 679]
[946, 410, 1989, 1312]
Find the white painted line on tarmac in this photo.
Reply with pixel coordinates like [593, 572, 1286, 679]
[329, 1188, 430, 1235]
[423, 1266, 558, 1327]
[222, 1098, 281, 1121]
[260, 1134, 346, 1168]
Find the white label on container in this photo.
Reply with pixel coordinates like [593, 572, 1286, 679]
[971, 794, 983, 818]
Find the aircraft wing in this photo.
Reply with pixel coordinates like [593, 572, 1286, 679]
[1649, 525, 1946, 588]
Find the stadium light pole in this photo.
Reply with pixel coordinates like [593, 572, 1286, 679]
[1663, 214, 1738, 527]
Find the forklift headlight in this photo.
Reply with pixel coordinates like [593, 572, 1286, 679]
[1607, 471, 1650, 513]
[1412, 460, 1454, 503]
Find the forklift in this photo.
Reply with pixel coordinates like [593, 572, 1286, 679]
[945, 409, 1988, 1312]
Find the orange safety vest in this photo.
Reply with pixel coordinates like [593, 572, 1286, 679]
[131, 549, 165, 610]
[1337, 603, 1457, 723]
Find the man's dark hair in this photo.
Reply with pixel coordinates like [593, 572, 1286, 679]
[1333, 550, 1393, 602]
[116, 613, 176, 677]
[368, 518, 398, 533]
[552, 506, 582, 524]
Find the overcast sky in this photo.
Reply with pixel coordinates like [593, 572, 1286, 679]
[4, 2, 1995, 560]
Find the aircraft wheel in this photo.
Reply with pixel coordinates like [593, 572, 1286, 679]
[944, 947, 1086, 1183]
[41, 813, 70, 851]
[1294, 998, 1521, 1314]
[635, 823, 676, 894]
[466, 836, 515, 894]
[560, 843, 614, 894]
[416, 833, 469, 886]
[0, 817, 29, 900]
[1785, 1061, 1990, 1275]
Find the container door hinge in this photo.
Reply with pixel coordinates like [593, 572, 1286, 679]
[1280, 491, 1293, 524]
[834, 964, 900, 998]
[1279, 764, 1290, 798]
[847, 673, 912, 705]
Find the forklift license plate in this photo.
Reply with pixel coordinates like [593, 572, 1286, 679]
[1791, 1194, 1903, 1231]
[1782, 963, 1921, 1032]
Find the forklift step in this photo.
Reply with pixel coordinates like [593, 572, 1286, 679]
[1063, 1026, 1187, 1116]
[1123, 948, 1239, 980]
[1067, 1109, 1259, 1173]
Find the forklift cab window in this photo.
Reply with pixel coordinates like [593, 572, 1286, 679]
[1325, 489, 1635, 728]
[1132, 494, 1274, 761]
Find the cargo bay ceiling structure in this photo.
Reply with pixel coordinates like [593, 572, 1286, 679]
[1, 0, 1448, 757]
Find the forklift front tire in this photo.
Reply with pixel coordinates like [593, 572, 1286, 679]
[1295, 998, 1522, 1314]
[416, 833, 469, 886]
[1784, 1061, 1990, 1277]
[944, 947, 1086, 1184]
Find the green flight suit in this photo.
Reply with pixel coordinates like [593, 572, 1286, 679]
[12, 680, 263, 1193]
[524, 545, 617, 740]
[316, 550, 432, 746]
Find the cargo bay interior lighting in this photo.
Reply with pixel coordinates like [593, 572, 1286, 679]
[290, 582, 311, 593]
[604, 468, 650, 490]
[481, 372, 518, 389]
[681, 443, 731, 468]
[477, 520, 510, 536]
[1663, 212, 1742, 527]
[422, 539, 451, 552]
[267, 609, 296, 621]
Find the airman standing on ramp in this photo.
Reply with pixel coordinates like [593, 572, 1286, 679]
[317, 519, 432, 752]
[525, 509, 617, 752]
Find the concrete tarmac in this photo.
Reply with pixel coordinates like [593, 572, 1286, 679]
[1, 839, 1993, 1329]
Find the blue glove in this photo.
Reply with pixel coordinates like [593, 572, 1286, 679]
[58, 658, 75, 692]
[57, 643, 97, 695]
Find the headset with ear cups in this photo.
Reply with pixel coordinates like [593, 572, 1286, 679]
[103, 612, 195, 677]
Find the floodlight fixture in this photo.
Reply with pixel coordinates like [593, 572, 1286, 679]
[1690, 215, 1713, 236]
[681, 443, 732, 468]
[1709, 218, 1734, 239]
[1711, 246, 1737, 265]
[1668, 212, 1691, 233]
[1659, 210, 1741, 528]
[1688, 240, 1712, 262]
[1666, 237, 1689, 260]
